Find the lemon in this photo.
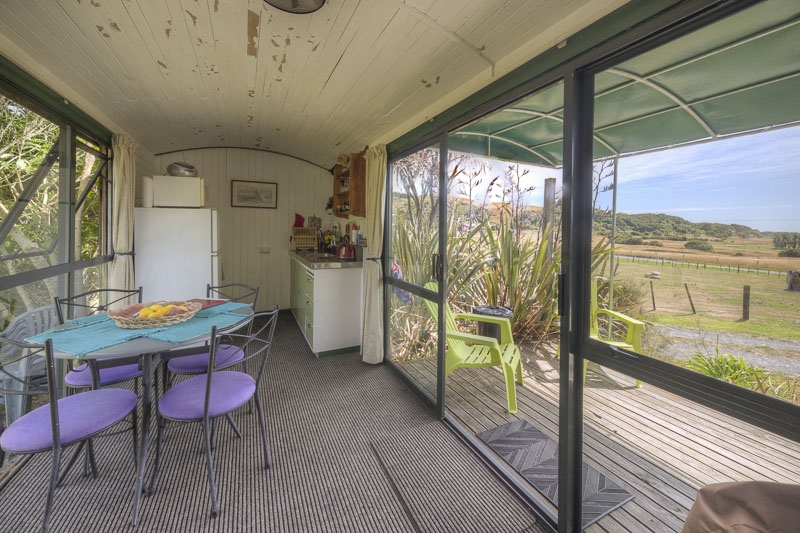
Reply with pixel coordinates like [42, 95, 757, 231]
[149, 304, 163, 311]
[138, 308, 154, 318]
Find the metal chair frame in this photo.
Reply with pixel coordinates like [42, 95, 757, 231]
[147, 307, 279, 518]
[0, 336, 138, 532]
[162, 283, 260, 433]
[54, 287, 144, 390]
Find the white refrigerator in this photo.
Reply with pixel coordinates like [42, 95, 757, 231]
[134, 207, 219, 302]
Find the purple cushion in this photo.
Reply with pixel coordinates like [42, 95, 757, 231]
[65, 360, 142, 388]
[0, 388, 137, 454]
[159, 371, 255, 421]
[166, 345, 244, 375]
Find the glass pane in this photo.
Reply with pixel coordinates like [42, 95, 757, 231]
[591, 0, 800, 406]
[390, 145, 440, 288]
[387, 290, 437, 395]
[75, 138, 106, 261]
[388, 144, 441, 402]
[583, 360, 800, 530]
[0, 95, 60, 275]
[437, 81, 564, 523]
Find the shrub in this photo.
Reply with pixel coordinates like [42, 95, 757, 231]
[594, 277, 645, 317]
[620, 236, 644, 245]
[778, 249, 800, 258]
[685, 239, 713, 252]
[646, 240, 662, 247]
[480, 215, 560, 343]
[685, 351, 764, 392]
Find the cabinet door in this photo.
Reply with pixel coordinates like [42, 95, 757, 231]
[349, 152, 366, 217]
[290, 260, 298, 314]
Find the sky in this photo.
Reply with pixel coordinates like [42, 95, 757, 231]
[466, 124, 800, 233]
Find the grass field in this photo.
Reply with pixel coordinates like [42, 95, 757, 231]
[610, 258, 800, 342]
[613, 235, 798, 272]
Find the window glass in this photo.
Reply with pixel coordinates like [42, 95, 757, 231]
[0, 94, 60, 279]
[590, 0, 800, 406]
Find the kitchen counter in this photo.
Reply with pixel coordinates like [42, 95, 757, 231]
[290, 252, 362, 357]
[290, 250, 363, 270]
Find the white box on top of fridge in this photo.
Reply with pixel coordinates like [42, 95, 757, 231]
[134, 208, 219, 302]
[152, 175, 205, 207]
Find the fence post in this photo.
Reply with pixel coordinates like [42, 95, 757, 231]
[743, 285, 750, 320]
[650, 281, 656, 311]
[684, 283, 696, 314]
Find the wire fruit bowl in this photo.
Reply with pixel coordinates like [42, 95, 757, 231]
[108, 301, 202, 329]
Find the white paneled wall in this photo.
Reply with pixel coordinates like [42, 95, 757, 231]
[150, 149, 347, 311]
[134, 146, 155, 207]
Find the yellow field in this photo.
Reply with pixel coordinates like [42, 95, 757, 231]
[607, 236, 799, 272]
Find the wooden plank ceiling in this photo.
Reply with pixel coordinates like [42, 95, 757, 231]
[0, 0, 627, 168]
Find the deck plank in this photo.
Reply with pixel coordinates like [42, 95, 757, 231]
[398, 343, 800, 533]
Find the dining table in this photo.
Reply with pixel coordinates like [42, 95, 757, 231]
[25, 299, 253, 525]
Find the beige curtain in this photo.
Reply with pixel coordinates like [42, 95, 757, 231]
[108, 134, 137, 307]
[361, 144, 387, 364]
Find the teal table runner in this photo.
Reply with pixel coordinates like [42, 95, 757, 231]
[26, 308, 250, 357]
[26, 320, 165, 357]
[194, 301, 251, 318]
[145, 313, 248, 342]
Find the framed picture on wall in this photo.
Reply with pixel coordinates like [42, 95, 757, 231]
[231, 180, 277, 209]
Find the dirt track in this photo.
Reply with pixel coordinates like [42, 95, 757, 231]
[653, 325, 800, 376]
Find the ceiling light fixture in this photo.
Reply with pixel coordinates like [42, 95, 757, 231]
[263, 0, 325, 14]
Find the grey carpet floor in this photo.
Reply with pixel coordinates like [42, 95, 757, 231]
[0, 311, 545, 533]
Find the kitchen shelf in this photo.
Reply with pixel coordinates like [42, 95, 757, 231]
[332, 149, 366, 218]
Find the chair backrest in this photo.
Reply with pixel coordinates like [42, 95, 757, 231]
[422, 282, 462, 350]
[203, 307, 279, 419]
[589, 278, 600, 339]
[0, 337, 60, 451]
[54, 287, 143, 323]
[207, 283, 259, 309]
[0, 306, 60, 428]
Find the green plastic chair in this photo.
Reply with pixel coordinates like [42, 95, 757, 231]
[589, 278, 645, 387]
[557, 278, 645, 387]
[423, 282, 523, 413]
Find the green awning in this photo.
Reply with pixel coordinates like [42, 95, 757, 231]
[450, 1, 800, 167]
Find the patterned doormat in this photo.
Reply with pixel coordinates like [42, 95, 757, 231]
[477, 419, 633, 528]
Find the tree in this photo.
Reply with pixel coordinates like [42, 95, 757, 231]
[774, 233, 800, 250]
[1, 94, 104, 318]
[592, 158, 616, 213]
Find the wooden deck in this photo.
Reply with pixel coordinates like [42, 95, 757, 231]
[399, 344, 800, 533]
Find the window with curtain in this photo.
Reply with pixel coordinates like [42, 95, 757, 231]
[0, 92, 111, 327]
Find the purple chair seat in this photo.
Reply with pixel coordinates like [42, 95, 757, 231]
[0, 388, 138, 454]
[65, 360, 142, 388]
[159, 371, 256, 421]
[167, 345, 244, 374]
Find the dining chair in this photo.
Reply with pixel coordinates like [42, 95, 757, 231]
[0, 305, 60, 431]
[165, 283, 260, 377]
[54, 287, 144, 391]
[147, 307, 279, 518]
[0, 336, 138, 533]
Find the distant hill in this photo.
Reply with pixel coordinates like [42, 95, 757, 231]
[593, 210, 765, 240]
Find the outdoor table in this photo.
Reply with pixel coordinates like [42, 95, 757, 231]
[25, 300, 253, 525]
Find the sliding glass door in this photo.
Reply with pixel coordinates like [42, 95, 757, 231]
[386, 142, 447, 412]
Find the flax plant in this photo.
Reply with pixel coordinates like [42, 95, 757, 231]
[478, 216, 560, 343]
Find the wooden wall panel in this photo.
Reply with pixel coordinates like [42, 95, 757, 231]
[134, 146, 155, 207]
[151, 149, 334, 311]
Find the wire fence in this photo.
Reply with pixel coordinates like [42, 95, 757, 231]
[616, 254, 787, 278]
